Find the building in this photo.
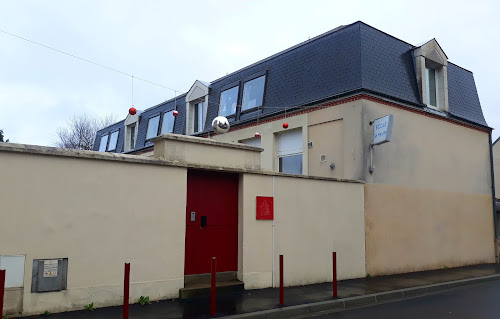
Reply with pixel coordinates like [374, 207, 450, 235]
[95, 21, 497, 273]
[0, 21, 496, 316]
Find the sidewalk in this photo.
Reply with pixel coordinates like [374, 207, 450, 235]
[22, 264, 500, 319]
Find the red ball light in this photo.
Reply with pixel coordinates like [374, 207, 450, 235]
[173, 110, 179, 117]
[129, 107, 137, 115]
[282, 122, 289, 129]
[255, 132, 261, 138]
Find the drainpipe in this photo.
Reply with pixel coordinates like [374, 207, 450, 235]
[488, 132, 498, 239]
[272, 176, 276, 287]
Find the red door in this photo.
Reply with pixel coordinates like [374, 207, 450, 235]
[185, 170, 238, 275]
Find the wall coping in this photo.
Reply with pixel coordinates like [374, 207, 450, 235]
[0, 142, 363, 184]
[151, 133, 264, 152]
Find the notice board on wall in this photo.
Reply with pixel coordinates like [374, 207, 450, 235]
[256, 196, 274, 220]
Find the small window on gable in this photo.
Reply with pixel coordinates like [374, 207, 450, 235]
[146, 115, 160, 140]
[107, 130, 119, 151]
[242, 75, 265, 111]
[99, 134, 108, 152]
[426, 67, 437, 107]
[161, 111, 176, 134]
[128, 124, 136, 150]
[219, 86, 239, 117]
[194, 101, 207, 133]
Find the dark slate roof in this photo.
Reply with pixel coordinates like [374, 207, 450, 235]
[359, 23, 420, 105]
[447, 63, 487, 126]
[93, 94, 186, 152]
[94, 21, 488, 153]
[92, 120, 125, 152]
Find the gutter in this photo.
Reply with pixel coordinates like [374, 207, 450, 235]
[489, 132, 498, 239]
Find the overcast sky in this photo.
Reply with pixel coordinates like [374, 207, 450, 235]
[1, 0, 499, 146]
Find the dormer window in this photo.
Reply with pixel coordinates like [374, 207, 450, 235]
[194, 101, 206, 133]
[185, 80, 210, 135]
[128, 124, 136, 150]
[425, 67, 437, 107]
[124, 110, 141, 152]
[413, 39, 449, 112]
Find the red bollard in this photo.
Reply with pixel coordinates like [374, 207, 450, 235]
[123, 263, 130, 319]
[210, 257, 217, 316]
[0, 269, 5, 318]
[279, 255, 284, 306]
[333, 252, 337, 298]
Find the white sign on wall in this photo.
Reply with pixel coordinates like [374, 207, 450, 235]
[43, 260, 59, 278]
[372, 115, 394, 145]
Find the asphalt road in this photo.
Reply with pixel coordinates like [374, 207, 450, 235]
[309, 280, 500, 319]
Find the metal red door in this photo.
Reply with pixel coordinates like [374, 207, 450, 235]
[185, 170, 238, 275]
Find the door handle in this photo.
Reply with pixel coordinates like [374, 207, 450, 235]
[201, 216, 207, 228]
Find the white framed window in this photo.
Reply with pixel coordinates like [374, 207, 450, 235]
[242, 75, 265, 111]
[107, 130, 119, 151]
[426, 67, 437, 107]
[127, 124, 136, 150]
[219, 86, 239, 117]
[146, 115, 160, 140]
[98, 134, 108, 152]
[161, 111, 176, 134]
[0, 255, 25, 288]
[277, 129, 303, 175]
[194, 101, 207, 132]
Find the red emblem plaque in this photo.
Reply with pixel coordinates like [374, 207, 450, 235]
[256, 196, 274, 220]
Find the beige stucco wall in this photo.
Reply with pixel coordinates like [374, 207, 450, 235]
[493, 141, 500, 199]
[211, 100, 364, 180]
[153, 134, 262, 170]
[0, 149, 188, 316]
[4, 288, 23, 315]
[361, 99, 495, 275]
[239, 173, 366, 289]
[210, 112, 309, 174]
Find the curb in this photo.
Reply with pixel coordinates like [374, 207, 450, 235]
[221, 274, 500, 318]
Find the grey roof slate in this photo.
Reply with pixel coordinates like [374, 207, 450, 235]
[93, 21, 488, 153]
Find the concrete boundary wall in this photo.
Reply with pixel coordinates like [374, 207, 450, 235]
[0, 143, 365, 315]
[0, 148, 188, 315]
[239, 174, 366, 289]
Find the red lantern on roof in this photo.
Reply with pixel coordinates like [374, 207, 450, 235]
[173, 110, 179, 117]
[282, 122, 289, 129]
[129, 107, 137, 115]
[255, 132, 261, 138]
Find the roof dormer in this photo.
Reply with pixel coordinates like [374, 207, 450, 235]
[186, 80, 210, 135]
[124, 110, 142, 152]
[413, 39, 449, 112]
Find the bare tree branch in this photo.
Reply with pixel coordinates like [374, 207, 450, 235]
[0, 129, 9, 143]
[55, 114, 117, 150]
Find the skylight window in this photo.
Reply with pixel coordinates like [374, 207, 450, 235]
[242, 75, 265, 111]
[98, 134, 108, 152]
[107, 131, 119, 151]
[146, 115, 160, 140]
[219, 86, 239, 117]
[161, 111, 175, 134]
